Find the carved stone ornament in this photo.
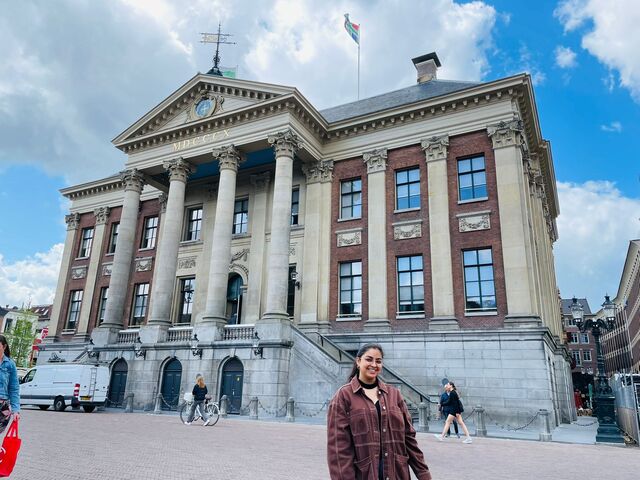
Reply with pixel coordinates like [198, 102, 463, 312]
[65, 212, 80, 231]
[337, 229, 362, 247]
[250, 172, 271, 192]
[289, 245, 296, 256]
[135, 257, 153, 272]
[178, 256, 197, 269]
[363, 148, 388, 174]
[458, 212, 491, 232]
[94, 206, 111, 225]
[212, 144, 242, 172]
[231, 248, 250, 262]
[229, 262, 249, 278]
[487, 118, 524, 149]
[268, 129, 301, 158]
[71, 266, 87, 280]
[163, 157, 194, 183]
[119, 169, 145, 193]
[187, 93, 224, 122]
[393, 222, 422, 240]
[102, 263, 113, 276]
[302, 159, 335, 184]
[421, 134, 449, 162]
[158, 193, 169, 213]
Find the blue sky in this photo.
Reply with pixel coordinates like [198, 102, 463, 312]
[0, 0, 638, 312]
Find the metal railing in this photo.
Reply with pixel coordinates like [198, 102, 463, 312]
[117, 329, 139, 344]
[166, 326, 193, 342]
[223, 324, 255, 340]
[612, 373, 640, 444]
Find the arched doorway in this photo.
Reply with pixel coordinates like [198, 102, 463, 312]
[226, 274, 243, 325]
[220, 358, 244, 414]
[160, 358, 182, 410]
[108, 359, 128, 407]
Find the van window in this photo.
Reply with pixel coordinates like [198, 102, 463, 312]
[23, 369, 36, 383]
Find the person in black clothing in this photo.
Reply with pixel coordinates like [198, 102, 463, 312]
[186, 374, 210, 426]
[434, 382, 472, 443]
[439, 388, 459, 438]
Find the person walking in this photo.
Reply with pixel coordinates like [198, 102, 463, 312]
[185, 374, 210, 426]
[327, 343, 432, 480]
[435, 382, 472, 443]
[439, 385, 459, 438]
[0, 335, 20, 433]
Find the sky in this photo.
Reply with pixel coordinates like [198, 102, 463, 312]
[0, 0, 639, 313]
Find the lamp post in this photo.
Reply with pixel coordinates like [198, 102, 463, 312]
[570, 296, 625, 443]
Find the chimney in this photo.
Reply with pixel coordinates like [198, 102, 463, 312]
[412, 52, 441, 83]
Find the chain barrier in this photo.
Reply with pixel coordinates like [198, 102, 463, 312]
[484, 411, 540, 431]
[294, 400, 329, 417]
[257, 398, 288, 416]
[462, 407, 477, 422]
[573, 419, 599, 427]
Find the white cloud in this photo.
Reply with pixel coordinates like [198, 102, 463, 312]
[601, 121, 622, 132]
[555, 0, 640, 101]
[555, 181, 640, 309]
[515, 45, 546, 85]
[555, 45, 577, 68]
[0, 244, 63, 307]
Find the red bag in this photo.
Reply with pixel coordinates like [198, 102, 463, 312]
[0, 419, 21, 477]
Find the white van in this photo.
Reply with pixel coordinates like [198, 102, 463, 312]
[20, 363, 109, 412]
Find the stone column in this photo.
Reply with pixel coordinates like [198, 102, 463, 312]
[421, 135, 457, 330]
[258, 129, 301, 341]
[316, 168, 333, 333]
[75, 207, 110, 340]
[143, 158, 194, 343]
[488, 120, 537, 325]
[92, 169, 145, 346]
[197, 145, 243, 341]
[46, 213, 80, 342]
[244, 172, 271, 323]
[299, 159, 334, 332]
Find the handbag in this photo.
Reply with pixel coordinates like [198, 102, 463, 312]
[0, 419, 21, 477]
[458, 398, 464, 414]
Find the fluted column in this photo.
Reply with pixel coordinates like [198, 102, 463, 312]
[75, 207, 110, 340]
[363, 149, 391, 332]
[142, 159, 194, 341]
[422, 135, 457, 329]
[198, 145, 243, 341]
[46, 213, 80, 342]
[92, 169, 144, 346]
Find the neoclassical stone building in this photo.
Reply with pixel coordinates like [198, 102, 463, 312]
[44, 53, 573, 424]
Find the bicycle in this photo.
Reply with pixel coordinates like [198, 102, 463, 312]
[179, 394, 220, 426]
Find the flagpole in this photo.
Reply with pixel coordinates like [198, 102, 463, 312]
[357, 34, 360, 100]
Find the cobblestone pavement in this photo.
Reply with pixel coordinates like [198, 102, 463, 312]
[10, 408, 640, 479]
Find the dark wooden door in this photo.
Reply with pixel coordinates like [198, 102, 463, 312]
[108, 359, 128, 407]
[161, 359, 182, 410]
[221, 358, 244, 414]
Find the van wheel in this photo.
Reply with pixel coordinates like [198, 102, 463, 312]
[38, 405, 50, 411]
[54, 397, 66, 412]
[83, 406, 95, 413]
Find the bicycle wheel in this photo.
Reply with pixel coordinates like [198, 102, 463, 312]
[179, 402, 191, 425]
[206, 403, 220, 426]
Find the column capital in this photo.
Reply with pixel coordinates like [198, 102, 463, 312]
[487, 118, 524, 149]
[65, 212, 80, 231]
[363, 148, 387, 174]
[163, 157, 194, 182]
[93, 206, 111, 225]
[268, 129, 301, 158]
[421, 134, 449, 162]
[212, 144, 242, 172]
[119, 169, 145, 193]
[158, 193, 169, 212]
[250, 172, 271, 192]
[302, 159, 334, 184]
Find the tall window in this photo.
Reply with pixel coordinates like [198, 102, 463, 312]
[79, 227, 94, 258]
[397, 255, 424, 313]
[185, 207, 203, 241]
[67, 290, 83, 330]
[580, 333, 589, 344]
[107, 223, 119, 254]
[463, 248, 496, 312]
[233, 199, 248, 234]
[131, 283, 150, 325]
[572, 350, 582, 366]
[287, 265, 297, 317]
[340, 179, 362, 219]
[98, 287, 108, 324]
[178, 278, 195, 324]
[570, 332, 579, 344]
[583, 350, 592, 362]
[458, 155, 487, 201]
[396, 168, 420, 210]
[3, 319, 13, 332]
[141, 217, 158, 249]
[291, 188, 300, 225]
[339, 261, 362, 316]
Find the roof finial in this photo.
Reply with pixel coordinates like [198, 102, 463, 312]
[200, 23, 236, 76]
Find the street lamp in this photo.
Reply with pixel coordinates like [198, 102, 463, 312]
[190, 334, 203, 358]
[134, 337, 146, 359]
[87, 339, 99, 360]
[571, 296, 624, 443]
[252, 331, 263, 359]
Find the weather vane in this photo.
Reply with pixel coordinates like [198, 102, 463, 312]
[200, 23, 236, 76]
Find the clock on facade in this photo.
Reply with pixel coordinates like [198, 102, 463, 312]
[195, 98, 214, 118]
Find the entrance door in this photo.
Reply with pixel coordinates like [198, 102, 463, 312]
[221, 358, 244, 414]
[108, 359, 128, 407]
[160, 359, 182, 410]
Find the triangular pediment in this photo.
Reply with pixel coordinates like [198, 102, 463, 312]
[113, 73, 296, 146]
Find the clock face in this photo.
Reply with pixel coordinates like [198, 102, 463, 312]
[195, 98, 213, 117]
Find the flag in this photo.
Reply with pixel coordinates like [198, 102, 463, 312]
[344, 13, 360, 45]
[221, 66, 237, 79]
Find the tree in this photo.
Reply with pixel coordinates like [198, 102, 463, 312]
[7, 310, 37, 368]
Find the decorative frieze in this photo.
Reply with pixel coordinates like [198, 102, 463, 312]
[102, 263, 113, 276]
[289, 245, 296, 256]
[487, 118, 523, 149]
[231, 248, 250, 262]
[302, 159, 335, 184]
[93, 207, 111, 225]
[135, 257, 153, 272]
[70, 266, 87, 280]
[163, 157, 194, 182]
[178, 256, 197, 270]
[212, 144, 243, 172]
[392, 220, 423, 240]
[363, 148, 388, 174]
[119, 169, 145, 193]
[65, 212, 80, 231]
[336, 228, 363, 247]
[457, 211, 491, 232]
[420, 134, 449, 162]
[250, 172, 271, 192]
[268, 129, 301, 158]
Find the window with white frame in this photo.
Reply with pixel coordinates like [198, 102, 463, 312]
[67, 290, 83, 330]
[463, 248, 496, 312]
[141, 217, 158, 249]
[107, 223, 119, 254]
[131, 283, 150, 325]
[291, 188, 300, 225]
[340, 179, 362, 220]
[397, 255, 424, 313]
[572, 350, 582, 366]
[583, 350, 592, 362]
[98, 287, 108, 324]
[570, 332, 579, 343]
[395, 168, 420, 210]
[457, 155, 487, 201]
[339, 261, 362, 316]
[78, 227, 94, 258]
[177, 278, 195, 324]
[581, 333, 589, 344]
[233, 199, 248, 234]
[184, 207, 203, 241]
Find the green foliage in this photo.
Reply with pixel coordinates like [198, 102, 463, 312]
[6, 311, 37, 368]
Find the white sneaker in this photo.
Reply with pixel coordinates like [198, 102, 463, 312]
[185, 422, 192, 425]
[203, 419, 210, 426]
[433, 434, 443, 441]
[463, 437, 473, 444]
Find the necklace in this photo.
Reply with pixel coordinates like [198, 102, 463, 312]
[358, 378, 379, 390]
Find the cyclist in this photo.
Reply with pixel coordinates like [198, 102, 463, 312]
[186, 374, 210, 426]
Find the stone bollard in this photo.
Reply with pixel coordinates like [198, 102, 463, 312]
[219, 395, 229, 418]
[153, 393, 163, 414]
[124, 392, 134, 413]
[538, 409, 552, 442]
[475, 405, 487, 437]
[286, 397, 295, 423]
[417, 402, 429, 432]
[249, 396, 259, 420]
